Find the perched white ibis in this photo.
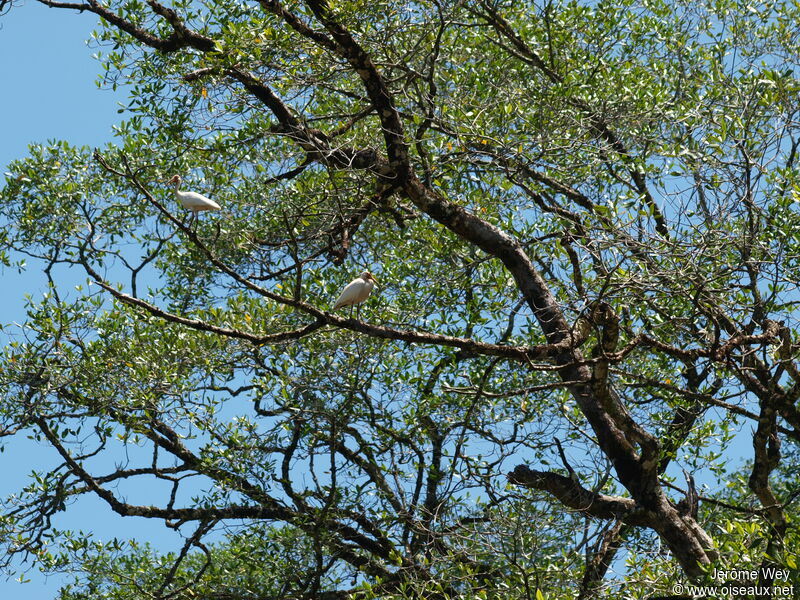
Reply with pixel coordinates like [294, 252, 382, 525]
[167, 175, 221, 218]
[333, 271, 378, 317]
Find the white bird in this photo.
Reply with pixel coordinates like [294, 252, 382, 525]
[167, 174, 221, 216]
[333, 271, 378, 317]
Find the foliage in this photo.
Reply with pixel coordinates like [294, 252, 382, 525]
[2, 0, 800, 598]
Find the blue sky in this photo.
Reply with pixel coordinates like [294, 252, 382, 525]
[0, 5, 183, 598]
[0, 4, 123, 172]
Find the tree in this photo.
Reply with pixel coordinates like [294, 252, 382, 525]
[1, 0, 800, 597]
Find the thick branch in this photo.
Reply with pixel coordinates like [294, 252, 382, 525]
[37, 0, 215, 52]
[304, 0, 411, 175]
[508, 466, 648, 525]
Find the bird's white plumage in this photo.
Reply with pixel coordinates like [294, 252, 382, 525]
[333, 271, 377, 310]
[168, 175, 221, 213]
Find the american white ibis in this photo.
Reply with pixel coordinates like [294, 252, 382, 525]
[167, 175, 221, 218]
[333, 271, 378, 317]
